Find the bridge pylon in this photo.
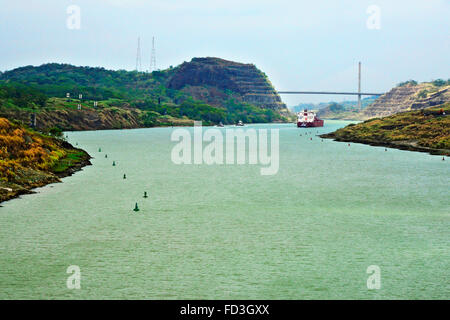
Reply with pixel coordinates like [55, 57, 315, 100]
[358, 61, 362, 110]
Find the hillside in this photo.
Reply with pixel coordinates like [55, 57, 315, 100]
[321, 103, 450, 156]
[0, 58, 291, 130]
[361, 81, 450, 120]
[291, 96, 376, 112]
[290, 103, 326, 113]
[168, 57, 287, 111]
[316, 96, 378, 120]
[0, 118, 91, 203]
[290, 96, 377, 120]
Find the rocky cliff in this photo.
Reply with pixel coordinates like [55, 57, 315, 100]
[362, 83, 450, 120]
[168, 57, 287, 111]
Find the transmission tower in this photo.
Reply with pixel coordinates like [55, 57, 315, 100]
[136, 37, 142, 72]
[150, 36, 156, 72]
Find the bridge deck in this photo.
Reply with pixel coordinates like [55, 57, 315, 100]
[278, 91, 383, 96]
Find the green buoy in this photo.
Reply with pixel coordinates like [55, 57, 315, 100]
[144, 192, 148, 198]
[123, 174, 126, 179]
[99, 148, 102, 152]
[105, 154, 108, 158]
[133, 203, 140, 212]
[112, 161, 116, 166]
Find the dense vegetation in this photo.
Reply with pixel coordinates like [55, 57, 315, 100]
[0, 82, 47, 110]
[397, 79, 449, 87]
[312, 97, 378, 120]
[0, 63, 286, 128]
[321, 103, 450, 155]
[0, 117, 86, 179]
[0, 117, 90, 202]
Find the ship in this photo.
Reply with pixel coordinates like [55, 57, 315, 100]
[297, 109, 324, 128]
[236, 120, 244, 126]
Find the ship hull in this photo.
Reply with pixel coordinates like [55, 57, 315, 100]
[297, 119, 324, 127]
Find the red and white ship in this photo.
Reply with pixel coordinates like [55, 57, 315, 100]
[297, 109, 324, 127]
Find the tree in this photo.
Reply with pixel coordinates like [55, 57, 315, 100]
[432, 79, 446, 87]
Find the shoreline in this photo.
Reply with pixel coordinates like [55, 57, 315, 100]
[61, 120, 293, 132]
[320, 134, 450, 156]
[0, 147, 91, 205]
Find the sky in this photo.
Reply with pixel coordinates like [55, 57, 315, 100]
[0, 0, 449, 105]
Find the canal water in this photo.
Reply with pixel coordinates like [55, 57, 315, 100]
[0, 121, 448, 299]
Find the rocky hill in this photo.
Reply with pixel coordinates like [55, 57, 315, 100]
[168, 57, 287, 111]
[362, 82, 450, 120]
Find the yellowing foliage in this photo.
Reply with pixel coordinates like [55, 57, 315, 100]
[0, 117, 68, 181]
[0, 118, 10, 129]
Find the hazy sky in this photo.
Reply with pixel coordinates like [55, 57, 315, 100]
[0, 0, 449, 105]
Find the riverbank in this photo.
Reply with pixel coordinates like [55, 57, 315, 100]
[0, 105, 196, 132]
[321, 104, 450, 156]
[0, 118, 91, 204]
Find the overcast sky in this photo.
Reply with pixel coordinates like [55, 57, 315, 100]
[0, 0, 449, 105]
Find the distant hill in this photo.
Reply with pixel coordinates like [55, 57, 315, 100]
[361, 81, 450, 120]
[290, 103, 329, 113]
[290, 96, 377, 120]
[0, 58, 291, 130]
[316, 97, 378, 120]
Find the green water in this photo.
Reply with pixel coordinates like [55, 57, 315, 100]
[0, 122, 448, 299]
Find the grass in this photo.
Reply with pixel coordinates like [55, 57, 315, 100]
[51, 150, 87, 173]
